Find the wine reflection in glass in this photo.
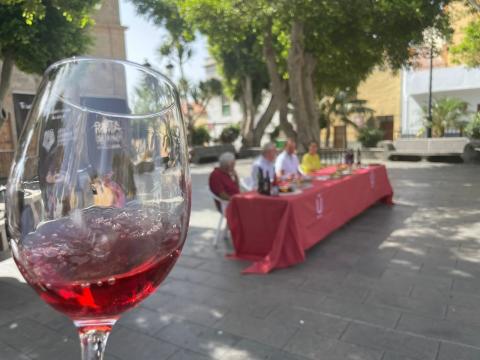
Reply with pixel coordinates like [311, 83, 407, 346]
[6, 58, 191, 359]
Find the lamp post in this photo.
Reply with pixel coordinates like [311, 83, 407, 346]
[427, 37, 434, 138]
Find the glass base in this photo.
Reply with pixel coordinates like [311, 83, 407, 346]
[75, 319, 117, 360]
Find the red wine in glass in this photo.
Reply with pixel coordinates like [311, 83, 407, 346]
[13, 206, 183, 321]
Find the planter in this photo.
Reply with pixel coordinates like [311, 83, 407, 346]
[462, 140, 480, 164]
[189, 144, 236, 164]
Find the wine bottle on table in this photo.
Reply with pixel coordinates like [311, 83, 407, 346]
[356, 149, 362, 167]
[271, 174, 279, 196]
[257, 169, 264, 194]
[264, 172, 271, 196]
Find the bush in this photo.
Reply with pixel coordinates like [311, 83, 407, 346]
[191, 126, 210, 146]
[357, 127, 384, 148]
[465, 113, 480, 139]
[219, 124, 240, 144]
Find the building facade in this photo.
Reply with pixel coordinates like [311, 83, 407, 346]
[349, 3, 477, 146]
[0, 0, 126, 176]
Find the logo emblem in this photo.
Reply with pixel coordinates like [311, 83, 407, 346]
[370, 172, 376, 189]
[315, 193, 324, 218]
[42, 129, 55, 151]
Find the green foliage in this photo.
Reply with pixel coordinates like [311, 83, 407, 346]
[190, 78, 222, 105]
[357, 127, 384, 148]
[191, 126, 210, 145]
[0, 0, 98, 74]
[451, 17, 480, 66]
[423, 97, 470, 137]
[180, 0, 270, 105]
[321, 91, 374, 129]
[219, 124, 240, 144]
[137, 0, 453, 147]
[465, 112, 480, 139]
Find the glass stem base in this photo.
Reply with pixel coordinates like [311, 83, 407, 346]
[75, 319, 116, 360]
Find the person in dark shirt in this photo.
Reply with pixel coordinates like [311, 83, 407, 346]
[209, 152, 239, 210]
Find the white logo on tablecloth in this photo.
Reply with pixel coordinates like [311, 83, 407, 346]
[315, 193, 324, 218]
[42, 129, 55, 151]
[370, 171, 376, 189]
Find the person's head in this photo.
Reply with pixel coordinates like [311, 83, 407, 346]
[285, 138, 296, 154]
[308, 141, 318, 155]
[262, 142, 277, 162]
[218, 152, 236, 172]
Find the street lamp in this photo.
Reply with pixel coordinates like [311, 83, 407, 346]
[422, 27, 443, 138]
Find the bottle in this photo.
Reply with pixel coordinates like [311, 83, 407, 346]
[271, 174, 279, 196]
[257, 169, 264, 194]
[356, 149, 362, 167]
[264, 172, 271, 196]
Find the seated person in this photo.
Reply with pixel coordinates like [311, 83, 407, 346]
[209, 152, 239, 210]
[275, 138, 300, 177]
[300, 141, 322, 174]
[251, 142, 277, 186]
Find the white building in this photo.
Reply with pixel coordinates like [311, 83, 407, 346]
[204, 58, 279, 146]
[401, 65, 480, 136]
[204, 59, 243, 140]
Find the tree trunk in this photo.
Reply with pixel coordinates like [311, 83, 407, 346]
[263, 25, 297, 141]
[0, 53, 14, 129]
[325, 124, 331, 148]
[252, 94, 276, 146]
[239, 76, 256, 148]
[287, 21, 318, 153]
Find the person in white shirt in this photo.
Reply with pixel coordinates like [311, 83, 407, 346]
[275, 138, 300, 177]
[251, 142, 277, 186]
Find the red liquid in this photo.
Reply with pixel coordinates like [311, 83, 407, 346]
[12, 206, 183, 320]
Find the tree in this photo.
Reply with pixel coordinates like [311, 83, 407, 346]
[0, 0, 99, 127]
[423, 97, 470, 137]
[138, 0, 452, 150]
[320, 91, 374, 147]
[451, 17, 480, 66]
[180, 0, 276, 147]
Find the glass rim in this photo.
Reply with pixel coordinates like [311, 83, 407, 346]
[44, 56, 178, 119]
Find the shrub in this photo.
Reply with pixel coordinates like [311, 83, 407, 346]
[357, 127, 384, 148]
[465, 113, 480, 139]
[219, 124, 240, 144]
[191, 126, 210, 146]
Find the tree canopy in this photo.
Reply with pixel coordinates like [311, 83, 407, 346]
[0, 0, 99, 126]
[132, 0, 453, 149]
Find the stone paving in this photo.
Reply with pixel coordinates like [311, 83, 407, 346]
[0, 159, 480, 360]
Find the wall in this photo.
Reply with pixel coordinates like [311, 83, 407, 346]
[0, 0, 127, 178]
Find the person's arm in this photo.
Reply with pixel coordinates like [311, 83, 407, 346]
[231, 170, 239, 187]
[209, 172, 230, 200]
[275, 156, 285, 177]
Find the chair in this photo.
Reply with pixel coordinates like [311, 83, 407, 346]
[240, 177, 254, 191]
[210, 190, 230, 248]
[298, 165, 307, 176]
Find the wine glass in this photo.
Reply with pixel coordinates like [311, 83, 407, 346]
[6, 57, 191, 359]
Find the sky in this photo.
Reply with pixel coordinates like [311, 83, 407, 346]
[119, 0, 208, 83]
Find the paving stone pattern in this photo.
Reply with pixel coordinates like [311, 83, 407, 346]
[0, 161, 479, 359]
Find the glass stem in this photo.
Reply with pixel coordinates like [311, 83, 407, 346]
[76, 320, 115, 360]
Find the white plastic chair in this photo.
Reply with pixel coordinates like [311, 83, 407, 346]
[210, 191, 230, 248]
[298, 165, 307, 176]
[240, 177, 254, 191]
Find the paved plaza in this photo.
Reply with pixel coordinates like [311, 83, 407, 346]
[0, 160, 479, 360]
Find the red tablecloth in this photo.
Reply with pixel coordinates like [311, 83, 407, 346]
[226, 165, 393, 274]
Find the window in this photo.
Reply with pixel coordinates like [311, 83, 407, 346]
[221, 95, 231, 117]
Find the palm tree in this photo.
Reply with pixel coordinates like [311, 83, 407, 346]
[320, 90, 374, 147]
[423, 97, 470, 137]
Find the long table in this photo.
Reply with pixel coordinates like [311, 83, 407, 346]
[226, 165, 393, 274]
